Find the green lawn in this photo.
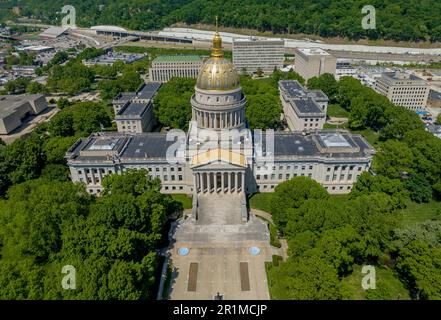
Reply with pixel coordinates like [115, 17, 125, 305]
[327, 104, 349, 118]
[171, 194, 193, 210]
[399, 200, 441, 227]
[248, 193, 274, 212]
[265, 261, 289, 300]
[323, 122, 349, 129]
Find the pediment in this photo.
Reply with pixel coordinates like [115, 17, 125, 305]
[191, 148, 247, 169]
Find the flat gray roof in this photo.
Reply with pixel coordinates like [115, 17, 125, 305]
[279, 80, 307, 98]
[293, 98, 323, 115]
[260, 131, 373, 159]
[307, 90, 329, 101]
[67, 131, 374, 163]
[113, 92, 136, 104]
[136, 82, 162, 100]
[383, 72, 423, 81]
[122, 134, 177, 159]
[118, 102, 149, 117]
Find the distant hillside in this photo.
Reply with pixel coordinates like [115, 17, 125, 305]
[3, 0, 441, 43]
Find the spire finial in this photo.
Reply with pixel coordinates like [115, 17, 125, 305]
[211, 16, 223, 58]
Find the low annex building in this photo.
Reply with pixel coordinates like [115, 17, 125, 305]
[113, 82, 161, 133]
[279, 80, 328, 131]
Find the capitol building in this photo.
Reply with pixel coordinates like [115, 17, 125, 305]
[65, 31, 375, 212]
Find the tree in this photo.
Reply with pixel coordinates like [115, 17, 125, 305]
[56, 98, 71, 109]
[4, 77, 31, 94]
[271, 177, 329, 229]
[404, 173, 432, 203]
[119, 70, 142, 92]
[396, 241, 441, 299]
[48, 113, 75, 137]
[271, 70, 305, 86]
[393, 221, 441, 250]
[269, 253, 342, 300]
[0, 141, 10, 196]
[47, 62, 95, 95]
[64, 102, 112, 135]
[346, 193, 400, 258]
[26, 81, 47, 94]
[380, 107, 424, 141]
[4, 133, 45, 185]
[372, 140, 414, 179]
[256, 67, 263, 77]
[42, 136, 77, 164]
[0, 179, 91, 262]
[350, 172, 408, 209]
[153, 77, 195, 130]
[307, 73, 338, 102]
[246, 94, 282, 130]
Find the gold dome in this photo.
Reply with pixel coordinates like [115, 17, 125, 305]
[196, 30, 240, 91]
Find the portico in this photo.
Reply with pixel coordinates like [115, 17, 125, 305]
[194, 171, 245, 194]
[191, 147, 247, 195]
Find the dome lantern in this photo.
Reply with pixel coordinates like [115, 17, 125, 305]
[196, 17, 240, 91]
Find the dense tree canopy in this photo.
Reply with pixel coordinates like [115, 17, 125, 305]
[0, 170, 179, 299]
[153, 77, 195, 130]
[12, 0, 441, 42]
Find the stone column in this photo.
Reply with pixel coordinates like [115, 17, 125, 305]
[235, 172, 238, 193]
[201, 172, 205, 192]
[221, 172, 225, 192]
[241, 172, 245, 193]
[214, 172, 218, 192]
[228, 172, 232, 193]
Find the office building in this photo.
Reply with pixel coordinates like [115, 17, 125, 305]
[232, 38, 284, 75]
[375, 71, 430, 111]
[149, 55, 203, 82]
[294, 48, 336, 81]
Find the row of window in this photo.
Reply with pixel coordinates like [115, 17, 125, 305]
[79, 168, 113, 175]
[150, 174, 183, 181]
[257, 184, 352, 192]
[163, 186, 184, 191]
[304, 118, 321, 122]
[119, 120, 138, 124]
[147, 167, 183, 172]
[257, 173, 312, 180]
[325, 174, 355, 181]
[256, 164, 314, 171]
[325, 185, 352, 191]
[304, 123, 320, 128]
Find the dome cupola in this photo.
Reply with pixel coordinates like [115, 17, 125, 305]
[196, 19, 240, 91]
